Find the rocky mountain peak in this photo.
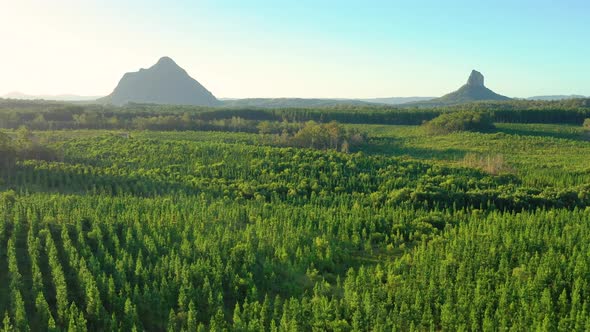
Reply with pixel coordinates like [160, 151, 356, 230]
[99, 57, 219, 106]
[467, 70, 485, 87]
[155, 56, 178, 67]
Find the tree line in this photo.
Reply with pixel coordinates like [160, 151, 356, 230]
[2, 98, 590, 132]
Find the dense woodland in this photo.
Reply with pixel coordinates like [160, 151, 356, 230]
[0, 99, 590, 331]
[1, 98, 590, 132]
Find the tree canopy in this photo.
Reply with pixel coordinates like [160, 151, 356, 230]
[423, 110, 495, 134]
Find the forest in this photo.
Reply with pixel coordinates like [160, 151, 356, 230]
[1, 97, 590, 132]
[1, 99, 590, 331]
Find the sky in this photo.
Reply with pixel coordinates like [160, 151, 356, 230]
[1, 0, 589, 99]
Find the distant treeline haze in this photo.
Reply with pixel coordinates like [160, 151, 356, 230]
[1, 98, 590, 133]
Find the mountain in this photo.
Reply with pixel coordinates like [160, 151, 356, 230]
[360, 97, 436, 105]
[409, 70, 511, 106]
[220, 98, 375, 108]
[99, 57, 219, 106]
[220, 97, 437, 108]
[2, 91, 100, 101]
[527, 95, 586, 101]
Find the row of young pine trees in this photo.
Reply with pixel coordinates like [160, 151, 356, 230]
[0, 132, 590, 331]
[1, 192, 590, 331]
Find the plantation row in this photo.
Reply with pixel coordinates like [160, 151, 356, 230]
[0, 125, 588, 331]
[2, 135, 589, 212]
[1, 193, 590, 331]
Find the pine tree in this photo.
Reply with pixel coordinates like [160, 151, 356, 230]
[351, 308, 363, 332]
[85, 280, 102, 321]
[187, 301, 197, 331]
[12, 291, 29, 332]
[232, 302, 245, 331]
[167, 309, 177, 332]
[35, 292, 53, 331]
[209, 308, 225, 332]
[48, 315, 58, 332]
[2, 312, 12, 332]
[123, 298, 138, 331]
[77, 310, 88, 332]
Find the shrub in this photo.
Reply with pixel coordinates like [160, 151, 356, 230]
[584, 118, 590, 129]
[424, 111, 495, 135]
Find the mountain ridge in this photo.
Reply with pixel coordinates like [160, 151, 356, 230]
[2, 91, 100, 101]
[527, 95, 586, 101]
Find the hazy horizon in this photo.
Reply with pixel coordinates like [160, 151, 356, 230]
[2, 0, 589, 99]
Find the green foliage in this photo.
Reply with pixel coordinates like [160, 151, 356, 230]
[0, 131, 16, 170]
[424, 111, 495, 134]
[584, 118, 590, 128]
[2, 98, 590, 133]
[0, 129, 58, 171]
[0, 122, 589, 330]
[271, 121, 366, 151]
[2, 312, 12, 332]
[361, 122, 590, 187]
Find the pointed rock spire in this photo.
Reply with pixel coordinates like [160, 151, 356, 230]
[467, 70, 485, 87]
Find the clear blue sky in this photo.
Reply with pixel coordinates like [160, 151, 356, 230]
[1, 0, 589, 98]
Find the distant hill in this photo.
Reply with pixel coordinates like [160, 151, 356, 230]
[2, 91, 100, 101]
[527, 95, 586, 101]
[220, 98, 375, 108]
[360, 97, 436, 105]
[409, 70, 511, 106]
[220, 97, 438, 108]
[99, 57, 219, 106]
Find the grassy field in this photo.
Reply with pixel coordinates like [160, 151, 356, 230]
[357, 123, 590, 187]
